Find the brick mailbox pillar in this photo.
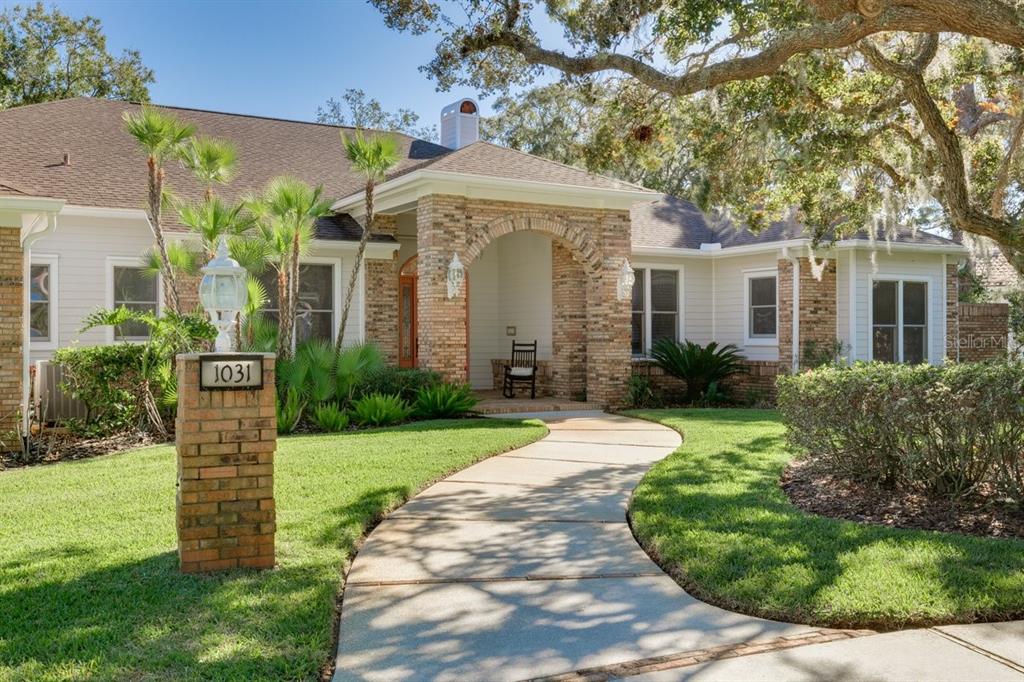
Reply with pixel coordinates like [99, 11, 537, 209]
[175, 352, 277, 573]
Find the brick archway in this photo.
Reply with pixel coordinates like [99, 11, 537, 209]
[462, 213, 603, 276]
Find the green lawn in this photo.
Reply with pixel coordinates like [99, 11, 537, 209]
[0, 418, 546, 681]
[625, 409, 1024, 630]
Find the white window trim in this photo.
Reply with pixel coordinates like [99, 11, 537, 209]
[29, 253, 59, 350]
[261, 256, 343, 344]
[743, 268, 779, 346]
[105, 256, 162, 343]
[868, 274, 934, 364]
[632, 263, 685, 356]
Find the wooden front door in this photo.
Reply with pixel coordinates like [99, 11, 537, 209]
[398, 256, 418, 368]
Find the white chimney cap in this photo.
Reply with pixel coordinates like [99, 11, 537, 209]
[441, 98, 480, 150]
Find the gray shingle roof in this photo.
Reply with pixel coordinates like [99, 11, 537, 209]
[632, 197, 961, 250]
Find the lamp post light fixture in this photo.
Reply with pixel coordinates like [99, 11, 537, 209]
[200, 236, 249, 352]
[446, 252, 465, 299]
[617, 258, 636, 301]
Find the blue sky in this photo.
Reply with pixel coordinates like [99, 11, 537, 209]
[8, 0, 558, 126]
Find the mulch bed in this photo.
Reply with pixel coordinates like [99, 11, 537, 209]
[0, 429, 161, 470]
[782, 458, 1024, 540]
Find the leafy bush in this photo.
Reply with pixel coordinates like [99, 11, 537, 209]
[627, 374, 659, 408]
[54, 343, 147, 433]
[651, 339, 746, 404]
[355, 366, 442, 403]
[310, 402, 350, 432]
[413, 383, 478, 419]
[351, 393, 412, 427]
[778, 361, 1024, 503]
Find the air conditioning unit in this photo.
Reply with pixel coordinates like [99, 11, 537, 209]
[33, 360, 88, 424]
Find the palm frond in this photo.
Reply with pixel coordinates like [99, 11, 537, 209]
[122, 106, 195, 162]
[340, 131, 401, 183]
[180, 136, 238, 188]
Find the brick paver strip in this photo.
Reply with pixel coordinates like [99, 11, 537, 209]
[524, 629, 875, 682]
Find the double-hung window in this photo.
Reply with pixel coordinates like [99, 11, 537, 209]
[258, 263, 335, 343]
[30, 256, 57, 348]
[112, 266, 159, 340]
[872, 279, 928, 364]
[631, 267, 681, 356]
[745, 272, 778, 344]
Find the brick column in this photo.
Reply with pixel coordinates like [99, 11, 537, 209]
[416, 195, 470, 383]
[584, 211, 632, 407]
[958, 303, 1009, 361]
[946, 261, 960, 361]
[778, 257, 837, 371]
[175, 353, 277, 573]
[363, 256, 399, 363]
[551, 242, 587, 399]
[0, 226, 22, 437]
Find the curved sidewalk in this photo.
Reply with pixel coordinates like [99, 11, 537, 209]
[333, 412, 818, 681]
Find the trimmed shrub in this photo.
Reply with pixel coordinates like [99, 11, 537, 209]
[54, 344, 147, 432]
[355, 366, 442, 403]
[351, 393, 412, 427]
[310, 402, 350, 432]
[413, 383, 478, 419]
[627, 374, 660, 408]
[651, 339, 746, 404]
[778, 361, 1024, 502]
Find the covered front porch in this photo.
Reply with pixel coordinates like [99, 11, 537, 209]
[354, 192, 645, 407]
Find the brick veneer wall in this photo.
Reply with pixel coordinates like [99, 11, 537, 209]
[957, 303, 1009, 361]
[177, 270, 203, 316]
[175, 353, 277, 573]
[357, 213, 399, 362]
[778, 257, 837, 371]
[0, 226, 22, 437]
[416, 195, 632, 406]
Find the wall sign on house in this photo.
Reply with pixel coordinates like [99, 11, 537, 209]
[199, 354, 264, 391]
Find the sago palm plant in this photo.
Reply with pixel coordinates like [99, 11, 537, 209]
[651, 339, 747, 404]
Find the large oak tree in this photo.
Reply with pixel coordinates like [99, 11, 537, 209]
[373, 0, 1024, 274]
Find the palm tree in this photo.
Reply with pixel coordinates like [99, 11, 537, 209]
[248, 177, 332, 358]
[181, 136, 238, 200]
[177, 196, 256, 260]
[335, 131, 400, 351]
[123, 106, 195, 314]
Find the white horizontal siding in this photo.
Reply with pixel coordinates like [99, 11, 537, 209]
[713, 252, 780, 361]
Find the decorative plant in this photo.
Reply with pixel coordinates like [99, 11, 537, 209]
[351, 393, 411, 427]
[247, 177, 332, 358]
[179, 136, 238, 200]
[626, 374, 658, 408]
[77, 307, 216, 437]
[276, 388, 304, 435]
[310, 402, 350, 432]
[122, 106, 195, 313]
[412, 383, 478, 419]
[355, 366, 441, 403]
[651, 339, 746, 404]
[335, 132, 400, 350]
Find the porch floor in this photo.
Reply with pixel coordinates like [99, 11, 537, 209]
[472, 390, 603, 415]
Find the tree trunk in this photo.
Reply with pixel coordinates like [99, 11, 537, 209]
[148, 159, 180, 314]
[277, 267, 291, 358]
[335, 180, 375, 352]
[289, 227, 302, 356]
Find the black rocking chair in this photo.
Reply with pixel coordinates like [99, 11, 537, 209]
[502, 340, 538, 399]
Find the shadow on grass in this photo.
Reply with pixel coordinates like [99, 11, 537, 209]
[0, 486, 407, 680]
[625, 409, 1024, 630]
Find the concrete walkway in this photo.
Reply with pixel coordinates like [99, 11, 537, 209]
[333, 413, 1024, 681]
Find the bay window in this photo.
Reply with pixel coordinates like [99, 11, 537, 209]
[872, 279, 928, 364]
[631, 267, 681, 356]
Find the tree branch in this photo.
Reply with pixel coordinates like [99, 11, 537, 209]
[991, 112, 1024, 217]
[460, 1, 1024, 98]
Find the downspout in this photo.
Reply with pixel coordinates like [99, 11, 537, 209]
[21, 212, 59, 442]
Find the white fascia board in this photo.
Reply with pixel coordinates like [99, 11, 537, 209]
[833, 239, 967, 255]
[0, 196, 65, 237]
[332, 169, 661, 215]
[60, 204, 148, 220]
[632, 238, 967, 260]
